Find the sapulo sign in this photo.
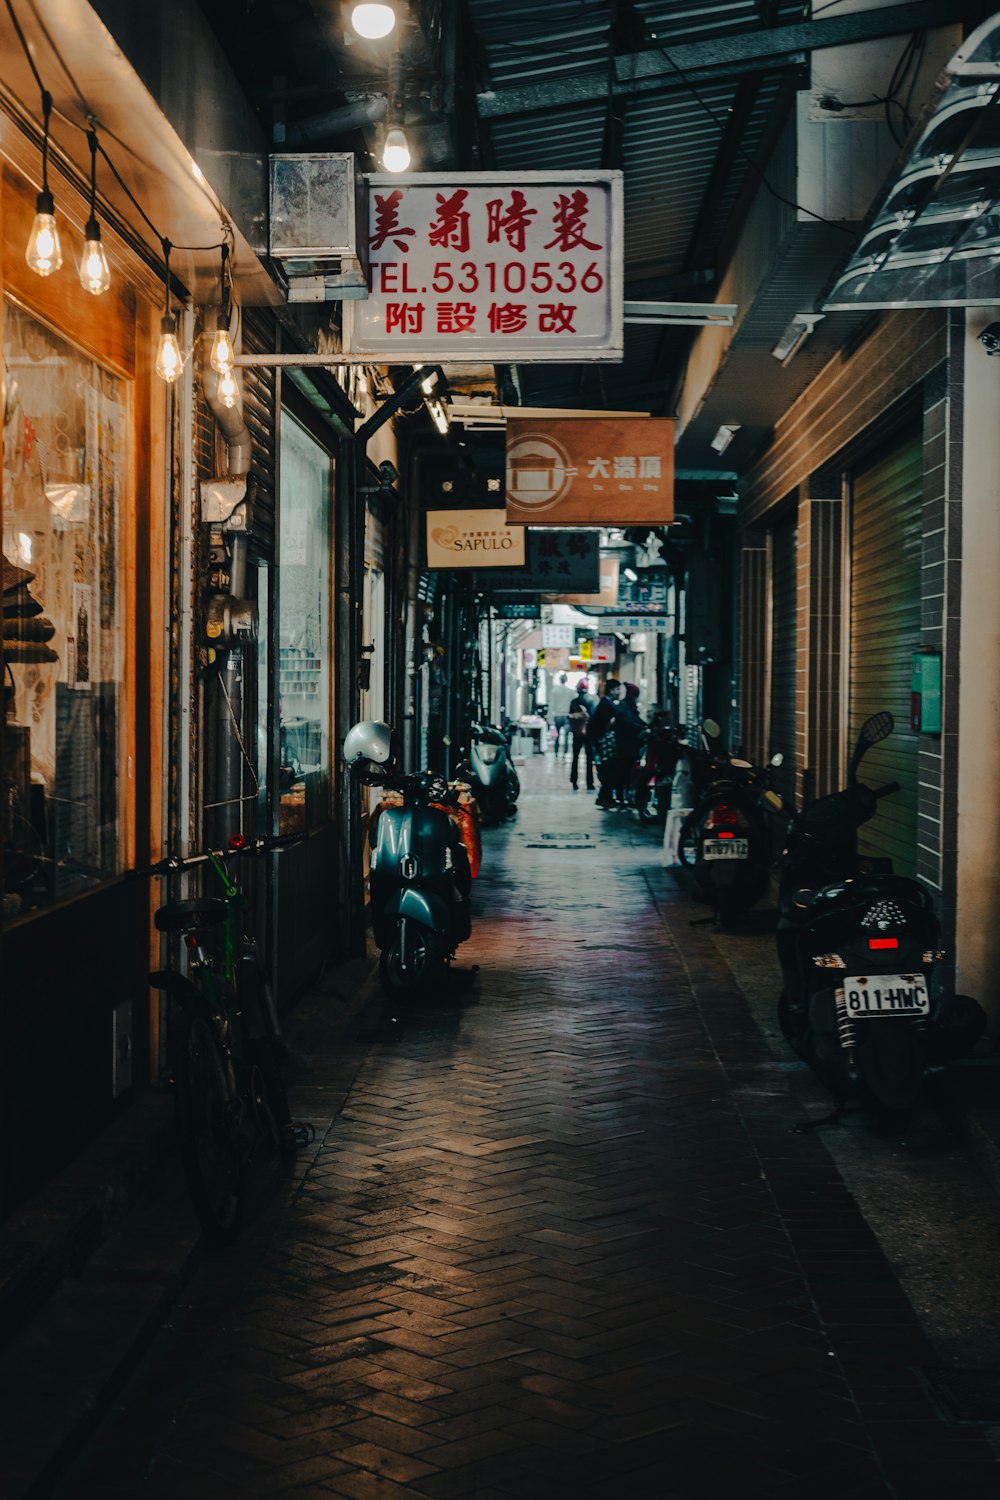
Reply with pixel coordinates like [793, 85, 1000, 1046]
[425, 509, 526, 568]
[506, 417, 674, 526]
[347, 172, 623, 362]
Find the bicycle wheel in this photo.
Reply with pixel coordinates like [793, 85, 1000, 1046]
[172, 1007, 244, 1244]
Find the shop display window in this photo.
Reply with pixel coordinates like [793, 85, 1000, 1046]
[278, 416, 332, 832]
[2, 300, 125, 921]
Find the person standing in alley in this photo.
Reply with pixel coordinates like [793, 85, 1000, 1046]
[568, 678, 595, 790]
[548, 671, 575, 755]
[612, 682, 645, 809]
[588, 678, 622, 808]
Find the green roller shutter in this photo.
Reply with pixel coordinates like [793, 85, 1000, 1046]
[768, 517, 797, 805]
[849, 433, 922, 878]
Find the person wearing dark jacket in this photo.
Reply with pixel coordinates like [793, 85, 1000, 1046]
[587, 678, 622, 807]
[611, 682, 645, 808]
[568, 679, 595, 790]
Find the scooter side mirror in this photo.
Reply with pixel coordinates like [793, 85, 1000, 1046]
[859, 711, 893, 748]
[848, 710, 894, 781]
[703, 718, 721, 738]
[770, 752, 784, 768]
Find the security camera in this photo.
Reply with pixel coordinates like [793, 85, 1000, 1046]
[979, 322, 1000, 355]
[378, 460, 400, 487]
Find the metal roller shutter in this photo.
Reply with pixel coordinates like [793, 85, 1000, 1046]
[768, 518, 797, 804]
[849, 433, 922, 878]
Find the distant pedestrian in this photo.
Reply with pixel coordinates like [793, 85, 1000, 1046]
[568, 679, 595, 790]
[588, 679, 623, 808]
[548, 671, 575, 755]
[611, 682, 645, 808]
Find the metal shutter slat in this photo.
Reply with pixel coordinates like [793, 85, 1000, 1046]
[849, 434, 922, 878]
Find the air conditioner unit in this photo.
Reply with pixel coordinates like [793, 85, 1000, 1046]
[268, 153, 368, 300]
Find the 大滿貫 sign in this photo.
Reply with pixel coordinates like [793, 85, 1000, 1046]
[505, 417, 674, 526]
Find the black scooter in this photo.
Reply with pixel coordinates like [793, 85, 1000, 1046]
[678, 723, 786, 926]
[344, 720, 475, 997]
[776, 711, 984, 1130]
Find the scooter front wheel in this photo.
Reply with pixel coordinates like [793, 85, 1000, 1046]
[379, 920, 444, 998]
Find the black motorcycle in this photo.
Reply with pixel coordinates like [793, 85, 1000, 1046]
[345, 720, 476, 997]
[678, 725, 786, 925]
[776, 710, 984, 1130]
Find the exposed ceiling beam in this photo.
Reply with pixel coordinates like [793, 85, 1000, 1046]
[476, 0, 977, 119]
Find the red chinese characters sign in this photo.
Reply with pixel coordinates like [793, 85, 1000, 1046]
[346, 172, 623, 362]
[506, 418, 674, 526]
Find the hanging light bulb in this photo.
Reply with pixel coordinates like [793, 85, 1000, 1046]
[155, 239, 182, 383]
[218, 367, 239, 409]
[210, 244, 234, 371]
[382, 126, 410, 173]
[77, 132, 110, 295]
[155, 314, 182, 383]
[351, 3, 395, 40]
[26, 92, 62, 277]
[210, 321, 235, 373]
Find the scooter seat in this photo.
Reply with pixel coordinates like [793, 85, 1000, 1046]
[155, 897, 227, 933]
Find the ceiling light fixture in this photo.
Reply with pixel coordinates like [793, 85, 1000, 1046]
[382, 124, 410, 173]
[25, 90, 62, 277]
[623, 567, 638, 582]
[710, 424, 740, 454]
[351, 3, 396, 40]
[771, 313, 824, 365]
[77, 129, 111, 295]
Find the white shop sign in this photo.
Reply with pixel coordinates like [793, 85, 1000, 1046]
[346, 172, 623, 362]
[542, 624, 575, 648]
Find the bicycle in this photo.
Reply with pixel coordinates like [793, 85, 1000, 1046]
[140, 833, 309, 1244]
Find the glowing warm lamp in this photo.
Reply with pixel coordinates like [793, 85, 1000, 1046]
[210, 324, 235, 373]
[26, 189, 62, 276]
[382, 126, 410, 173]
[78, 218, 111, 295]
[351, 3, 395, 40]
[218, 366, 239, 409]
[155, 314, 182, 383]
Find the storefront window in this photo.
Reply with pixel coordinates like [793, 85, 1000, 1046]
[2, 300, 125, 920]
[278, 417, 331, 832]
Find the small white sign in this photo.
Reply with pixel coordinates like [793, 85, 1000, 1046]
[425, 509, 526, 569]
[542, 624, 574, 648]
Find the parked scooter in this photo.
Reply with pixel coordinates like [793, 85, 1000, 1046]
[678, 722, 785, 925]
[344, 720, 478, 997]
[776, 710, 984, 1130]
[631, 712, 683, 825]
[458, 721, 519, 825]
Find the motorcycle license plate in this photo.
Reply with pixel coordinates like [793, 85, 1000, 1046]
[842, 973, 930, 1018]
[703, 838, 749, 861]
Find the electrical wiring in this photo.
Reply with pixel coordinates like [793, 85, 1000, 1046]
[654, 43, 856, 236]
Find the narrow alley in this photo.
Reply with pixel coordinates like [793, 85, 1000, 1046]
[53, 762, 1000, 1500]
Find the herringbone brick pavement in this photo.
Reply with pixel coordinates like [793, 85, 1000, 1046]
[64, 762, 1000, 1499]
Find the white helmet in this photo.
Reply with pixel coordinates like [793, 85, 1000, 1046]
[344, 719, 393, 765]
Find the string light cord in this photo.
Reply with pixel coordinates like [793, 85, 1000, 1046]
[4, 0, 232, 263]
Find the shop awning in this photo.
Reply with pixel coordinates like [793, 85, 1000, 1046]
[824, 14, 1000, 310]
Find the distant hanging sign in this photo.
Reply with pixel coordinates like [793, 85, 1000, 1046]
[346, 172, 623, 362]
[474, 529, 600, 593]
[506, 418, 674, 525]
